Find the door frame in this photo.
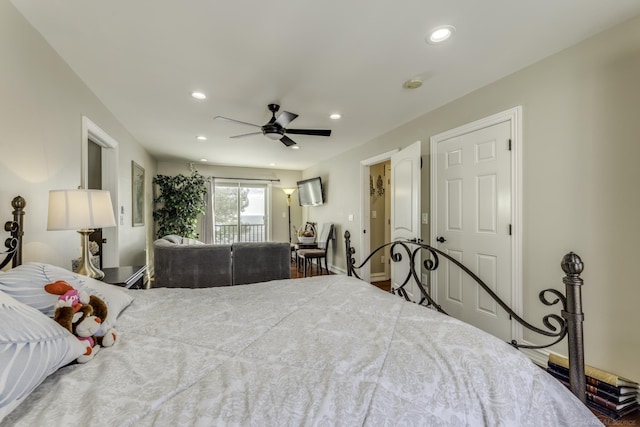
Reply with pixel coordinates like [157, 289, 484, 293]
[430, 106, 523, 341]
[390, 141, 422, 301]
[81, 116, 119, 268]
[212, 179, 273, 243]
[360, 149, 399, 283]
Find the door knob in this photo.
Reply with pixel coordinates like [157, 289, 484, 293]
[436, 236, 446, 243]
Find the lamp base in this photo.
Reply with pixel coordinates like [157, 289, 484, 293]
[76, 229, 104, 280]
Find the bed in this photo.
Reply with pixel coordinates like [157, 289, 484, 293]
[0, 197, 601, 426]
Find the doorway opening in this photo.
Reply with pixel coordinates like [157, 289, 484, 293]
[212, 181, 271, 243]
[87, 139, 104, 268]
[368, 160, 391, 283]
[360, 149, 398, 284]
[81, 116, 119, 268]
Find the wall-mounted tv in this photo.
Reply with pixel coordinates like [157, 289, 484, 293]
[297, 177, 324, 206]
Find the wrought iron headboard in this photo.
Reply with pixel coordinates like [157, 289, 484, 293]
[344, 230, 586, 404]
[1, 196, 26, 270]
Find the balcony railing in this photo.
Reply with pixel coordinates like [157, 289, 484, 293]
[216, 224, 265, 244]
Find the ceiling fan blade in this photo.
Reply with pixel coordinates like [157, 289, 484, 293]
[280, 135, 297, 147]
[214, 116, 261, 128]
[275, 111, 298, 128]
[230, 132, 262, 139]
[286, 129, 332, 137]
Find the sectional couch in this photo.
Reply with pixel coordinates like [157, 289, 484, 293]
[153, 235, 291, 288]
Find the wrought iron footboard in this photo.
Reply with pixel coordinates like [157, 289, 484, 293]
[344, 230, 586, 403]
[1, 196, 25, 270]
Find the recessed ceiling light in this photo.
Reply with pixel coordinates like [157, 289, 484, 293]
[290, 145, 300, 150]
[200, 158, 208, 162]
[403, 78, 423, 89]
[191, 91, 207, 100]
[427, 25, 455, 44]
[269, 162, 276, 166]
[330, 113, 342, 120]
[196, 135, 207, 141]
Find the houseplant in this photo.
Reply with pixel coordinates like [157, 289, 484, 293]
[152, 168, 209, 239]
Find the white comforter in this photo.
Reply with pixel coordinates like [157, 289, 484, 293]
[3, 275, 599, 426]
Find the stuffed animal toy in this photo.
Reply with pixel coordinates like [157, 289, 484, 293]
[44, 281, 118, 363]
[47, 280, 89, 312]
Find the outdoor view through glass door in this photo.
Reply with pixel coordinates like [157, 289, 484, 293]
[214, 182, 269, 243]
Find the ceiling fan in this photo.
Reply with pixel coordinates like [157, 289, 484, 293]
[214, 104, 332, 147]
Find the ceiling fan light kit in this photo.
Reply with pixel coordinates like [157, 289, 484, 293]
[215, 103, 332, 147]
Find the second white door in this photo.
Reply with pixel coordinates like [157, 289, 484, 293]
[433, 120, 513, 341]
[391, 141, 421, 302]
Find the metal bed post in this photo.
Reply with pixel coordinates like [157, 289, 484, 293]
[11, 196, 26, 268]
[561, 252, 586, 403]
[344, 230, 354, 277]
[1, 195, 25, 270]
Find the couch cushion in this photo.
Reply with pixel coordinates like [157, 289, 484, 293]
[232, 242, 290, 285]
[153, 240, 231, 288]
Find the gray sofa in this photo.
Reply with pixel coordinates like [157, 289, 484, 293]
[153, 235, 290, 288]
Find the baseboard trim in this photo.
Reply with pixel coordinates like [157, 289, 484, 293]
[370, 272, 387, 282]
[329, 264, 347, 275]
[520, 345, 550, 368]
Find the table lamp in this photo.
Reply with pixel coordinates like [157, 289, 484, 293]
[47, 189, 116, 280]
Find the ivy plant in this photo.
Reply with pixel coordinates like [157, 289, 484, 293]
[152, 169, 209, 239]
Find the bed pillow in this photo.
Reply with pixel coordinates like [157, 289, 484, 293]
[0, 290, 86, 421]
[0, 263, 133, 336]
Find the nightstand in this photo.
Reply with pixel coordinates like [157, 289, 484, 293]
[102, 265, 147, 289]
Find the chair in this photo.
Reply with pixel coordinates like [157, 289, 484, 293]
[297, 224, 334, 277]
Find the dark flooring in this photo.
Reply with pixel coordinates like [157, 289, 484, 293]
[290, 261, 391, 291]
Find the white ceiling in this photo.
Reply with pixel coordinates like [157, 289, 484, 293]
[11, 0, 640, 170]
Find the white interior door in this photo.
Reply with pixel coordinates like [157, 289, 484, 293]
[433, 121, 512, 340]
[391, 141, 421, 301]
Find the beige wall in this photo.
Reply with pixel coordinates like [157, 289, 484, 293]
[303, 15, 640, 381]
[157, 161, 302, 243]
[0, 0, 155, 269]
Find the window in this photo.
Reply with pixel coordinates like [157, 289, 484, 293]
[213, 181, 270, 243]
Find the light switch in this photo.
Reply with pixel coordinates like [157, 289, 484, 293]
[348, 214, 354, 221]
[422, 213, 429, 225]
[372, 210, 377, 219]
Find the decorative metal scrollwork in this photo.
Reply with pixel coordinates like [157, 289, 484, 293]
[344, 230, 586, 403]
[345, 230, 579, 350]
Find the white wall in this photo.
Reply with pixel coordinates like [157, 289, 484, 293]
[303, 15, 640, 382]
[156, 161, 302, 243]
[0, 0, 155, 269]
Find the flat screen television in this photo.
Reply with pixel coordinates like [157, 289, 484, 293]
[297, 177, 324, 206]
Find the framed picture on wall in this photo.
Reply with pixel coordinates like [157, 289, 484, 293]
[132, 161, 145, 227]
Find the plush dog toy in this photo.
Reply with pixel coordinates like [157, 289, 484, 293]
[45, 281, 118, 363]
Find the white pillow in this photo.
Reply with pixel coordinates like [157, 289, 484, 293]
[0, 290, 86, 421]
[0, 263, 133, 336]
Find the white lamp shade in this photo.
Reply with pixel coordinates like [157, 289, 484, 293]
[282, 188, 296, 196]
[47, 189, 116, 230]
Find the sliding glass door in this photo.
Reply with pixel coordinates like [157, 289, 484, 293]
[214, 182, 269, 243]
